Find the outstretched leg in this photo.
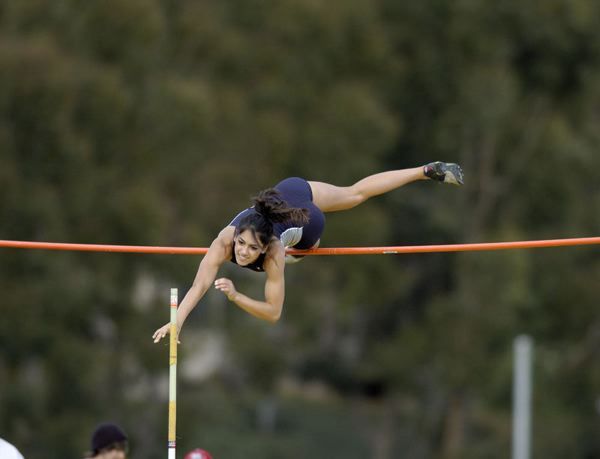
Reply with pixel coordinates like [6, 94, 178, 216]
[308, 162, 463, 213]
[308, 167, 423, 212]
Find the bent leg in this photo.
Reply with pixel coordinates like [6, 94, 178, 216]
[308, 167, 425, 212]
[285, 239, 319, 264]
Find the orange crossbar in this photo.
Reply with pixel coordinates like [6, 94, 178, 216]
[0, 237, 599, 255]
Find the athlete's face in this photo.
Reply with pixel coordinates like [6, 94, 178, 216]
[234, 230, 265, 266]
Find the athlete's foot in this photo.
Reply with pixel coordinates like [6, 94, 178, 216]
[423, 162, 464, 186]
[285, 254, 305, 264]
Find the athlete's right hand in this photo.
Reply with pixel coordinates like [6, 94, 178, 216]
[153, 323, 179, 344]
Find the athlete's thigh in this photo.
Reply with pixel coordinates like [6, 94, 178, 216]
[307, 181, 360, 212]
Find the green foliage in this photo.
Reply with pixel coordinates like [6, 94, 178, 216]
[1, 0, 599, 457]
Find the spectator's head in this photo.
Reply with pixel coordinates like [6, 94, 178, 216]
[88, 423, 128, 459]
[184, 448, 213, 459]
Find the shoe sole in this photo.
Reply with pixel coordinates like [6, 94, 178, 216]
[444, 164, 464, 186]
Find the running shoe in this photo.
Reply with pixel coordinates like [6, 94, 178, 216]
[423, 162, 464, 186]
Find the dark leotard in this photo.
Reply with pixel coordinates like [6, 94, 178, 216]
[229, 177, 325, 272]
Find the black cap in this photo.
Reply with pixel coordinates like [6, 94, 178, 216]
[91, 422, 128, 452]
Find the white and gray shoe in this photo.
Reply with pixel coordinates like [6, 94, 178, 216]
[423, 161, 464, 186]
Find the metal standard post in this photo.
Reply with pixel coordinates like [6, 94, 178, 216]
[512, 335, 533, 459]
[168, 288, 178, 459]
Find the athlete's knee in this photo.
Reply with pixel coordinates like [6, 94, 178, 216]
[348, 184, 368, 208]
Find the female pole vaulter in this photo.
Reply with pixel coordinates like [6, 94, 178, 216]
[153, 162, 463, 341]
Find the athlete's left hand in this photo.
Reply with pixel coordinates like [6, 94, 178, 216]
[214, 277, 238, 301]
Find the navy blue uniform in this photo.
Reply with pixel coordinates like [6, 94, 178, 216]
[229, 177, 325, 271]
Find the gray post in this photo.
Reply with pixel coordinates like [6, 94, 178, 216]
[512, 335, 533, 459]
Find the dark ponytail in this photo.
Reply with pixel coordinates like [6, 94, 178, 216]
[237, 188, 309, 246]
[253, 189, 309, 225]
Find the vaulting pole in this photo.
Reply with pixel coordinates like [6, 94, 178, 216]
[168, 288, 178, 459]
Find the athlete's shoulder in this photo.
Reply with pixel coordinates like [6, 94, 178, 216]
[216, 226, 236, 243]
[206, 226, 235, 261]
[264, 238, 285, 272]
